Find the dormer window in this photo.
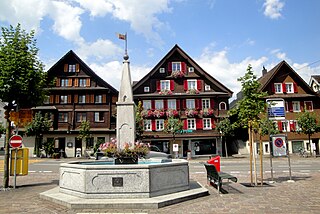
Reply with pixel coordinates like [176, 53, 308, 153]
[69, 64, 76, 72]
[188, 67, 194, 72]
[274, 83, 282, 93]
[285, 83, 293, 93]
[205, 84, 211, 91]
[144, 86, 150, 92]
[159, 68, 165, 73]
[172, 62, 181, 71]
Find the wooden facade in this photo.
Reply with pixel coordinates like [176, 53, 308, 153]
[35, 50, 118, 157]
[133, 45, 233, 158]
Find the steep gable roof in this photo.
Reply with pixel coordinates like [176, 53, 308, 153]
[47, 50, 118, 94]
[132, 44, 233, 96]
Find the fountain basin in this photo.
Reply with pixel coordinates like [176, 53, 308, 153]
[59, 159, 189, 199]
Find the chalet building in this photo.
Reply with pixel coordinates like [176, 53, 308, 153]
[30, 50, 118, 157]
[309, 75, 320, 93]
[248, 61, 320, 155]
[132, 45, 233, 158]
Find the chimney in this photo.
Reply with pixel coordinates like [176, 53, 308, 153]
[262, 66, 267, 76]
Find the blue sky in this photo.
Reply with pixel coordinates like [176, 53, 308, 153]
[0, 0, 319, 99]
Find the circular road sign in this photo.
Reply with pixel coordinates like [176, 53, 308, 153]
[274, 138, 284, 148]
[9, 135, 23, 148]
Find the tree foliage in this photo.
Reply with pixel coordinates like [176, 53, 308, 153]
[77, 120, 91, 142]
[0, 24, 47, 108]
[216, 117, 234, 137]
[135, 101, 144, 141]
[164, 116, 183, 144]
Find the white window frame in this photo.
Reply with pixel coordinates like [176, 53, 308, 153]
[76, 112, 87, 122]
[186, 99, 195, 109]
[94, 112, 104, 122]
[143, 100, 151, 110]
[286, 83, 294, 93]
[144, 86, 150, 92]
[188, 67, 194, 72]
[60, 95, 68, 104]
[167, 99, 176, 110]
[172, 62, 181, 71]
[274, 83, 282, 93]
[219, 102, 227, 110]
[292, 101, 300, 112]
[205, 84, 211, 91]
[187, 79, 197, 90]
[61, 79, 69, 87]
[79, 78, 86, 87]
[156, 119, 164, 131]
[79, 95, 86, 104]
[160, 80, 170, 90]
[203, 118, 212, 130]
[187, 118, 196, 130]
[155, 100, 164, 109]
[144, 120, 151, 131]
[68, 64, 76, 72]
[159, 68, 165, 73]
[95, 95, 102, 104]
[202, 99, 210, 109]
[58, 112, 68, 122]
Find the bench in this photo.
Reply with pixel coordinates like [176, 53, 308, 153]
[204, 163, 237, 193]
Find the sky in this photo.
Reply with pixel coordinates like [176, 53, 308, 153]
[0, 0, 320, 100]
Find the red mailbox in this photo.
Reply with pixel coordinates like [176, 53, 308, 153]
[207, 155, 220, 172]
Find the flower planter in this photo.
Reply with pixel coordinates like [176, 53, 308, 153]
[114, 157, 138, 164]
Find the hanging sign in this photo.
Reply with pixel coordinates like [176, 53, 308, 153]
[267, 98, 285, 120]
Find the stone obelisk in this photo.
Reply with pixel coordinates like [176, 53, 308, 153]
[116, 53, 135, 150]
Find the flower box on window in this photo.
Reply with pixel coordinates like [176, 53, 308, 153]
[170, 70, 185, 78]
[166, 109, 180, 118]
[184, 109, 198, 117]
[186, 88, 200, 94]
[141, 110, 154, 119]
[200, 108, 215, 117]
[159, 89, 173, 95]
[153, 109, 166, 118]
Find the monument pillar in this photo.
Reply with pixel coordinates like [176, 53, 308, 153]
[116, 54, 135, 149]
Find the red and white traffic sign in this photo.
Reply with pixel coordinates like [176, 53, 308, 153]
[9, 135, 23, 148]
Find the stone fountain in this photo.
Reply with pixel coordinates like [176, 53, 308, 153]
[40, 53, 208, 209]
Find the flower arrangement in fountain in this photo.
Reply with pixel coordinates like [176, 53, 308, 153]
[184, 109, 198, 117]
[159, 89, 173, 95]
[166, 109, 179, 118]
[170, 70, 185, 78]
[99, 138, 150, 159]
[200, 108, 215, 117]
[186, 88, 200, 94]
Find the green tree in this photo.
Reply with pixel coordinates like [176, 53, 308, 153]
[297, 110, 319, 155]
[135, 101, 144, 141]
[164, 116, 183, 151]
[25, 112, 53, 157]
[0, 24, 47, 188]
[229, 65, 268, 185]
[0, 123, 5, 138]
[216, 117, 234, 157]
[77, 120, 92, 156]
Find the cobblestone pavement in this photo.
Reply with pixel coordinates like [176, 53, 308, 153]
[0, 158, 320, 214]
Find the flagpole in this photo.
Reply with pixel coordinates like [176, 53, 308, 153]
[125, 32, 128, 56]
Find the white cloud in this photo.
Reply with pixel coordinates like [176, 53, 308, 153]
[270, 49, 290, 63]
[263, 0, 284, 19]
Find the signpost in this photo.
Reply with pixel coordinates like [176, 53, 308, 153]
[9, 135, 23, 188]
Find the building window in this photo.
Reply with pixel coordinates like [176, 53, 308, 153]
[167, 99, 176, 109]
[43, 96, 50, 104]
[202, 99, 210, 109]
[186, 99, 195, 109]
[160, 80, 170, 90]
[159, 68, 165, 73]
[188, 67, 194, 72]
[203, 118, 212, 130]
[292, 101, 300, 112]
[86, 137, 94, 149]
[60, 95, 68, 104]
[143, 100, 151, 110]
[144, 120, 151, 131]
[219, 102, 227, 110]
[286, 83, 293, 93]
[172, 62, 181, 71]
[94, 112, 104, 122]
[79, 95, 86, 104]
[304, 101, 313, 111]
[144, 86, 150, 92]
[76, 112, 87, 122]
[61, 79, 69, 87]
[156, 119, 164, 131]
[79, 78, 86, 87]
[274, 83, 282, 93]
[205, 84, 211, 91]
[187, 119, 196, 130]
[95, 95, 102, 103]
[155, 100, 164, 109]
[58, 112, 68, 122]
[69, 64, 76, 72]
[187, 79, 197, 90]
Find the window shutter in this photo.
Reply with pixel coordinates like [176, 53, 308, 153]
[211, 118, 216, 128]
[49, 95, 54, 104]
[182, 99, 186, 109]
[152, 120, 156, 131]
[56, 78, 60, 87]
[195, 99, 201, 109]
[293, 83, 298, 93]
[74, 94, 78, 103]
[64, 64, 68, 72]
[288, 101, 293, 112]
[76, 63, 80, 72]
[55, 95, 59, 104]
[156, 80, 160, 91]
[176, 100, 181, 110]
[86, 94, 90, 103]
[184, 80, 188, 91]
[183, 119, 188, 129]
[181, 62, 186, 73]
[164, 99, 168, 110]
[151, 100, 155, 110]
[196, 118, 203, 130]
[271, 84, 275, 92]
[91, 94, 94, 103]
[68, 78, 72, 86]
[278, 121, 283, 132]
[197, 80, 202, 91]
[210, 99, 214, 109]
[86, 78, 91, 87]
[300, 101, 304, 111]
[289, 121, 294, 132]
[67, 95, 71, 103]
[170, 80, 174, 91]
[102, 94, 106, 103]
[74, 78, 79, 87]
[282, 83, 286, 93]
[167, 62, 172, 75]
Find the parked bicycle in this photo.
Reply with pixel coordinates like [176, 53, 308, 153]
[298, 147, 308, 158]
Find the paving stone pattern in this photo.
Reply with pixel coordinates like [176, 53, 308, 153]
[0, 158, 320, 214]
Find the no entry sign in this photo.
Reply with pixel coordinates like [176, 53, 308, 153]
[9, 135, 23, 148]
